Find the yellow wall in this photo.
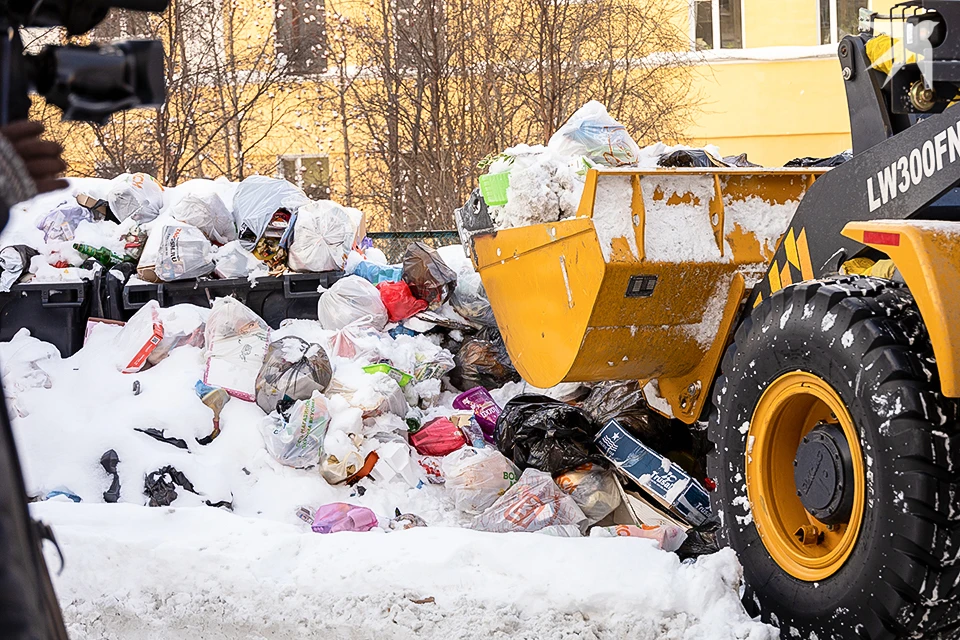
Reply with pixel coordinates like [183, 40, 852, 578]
[681, 1, 862, 165]
[685, 57, 852, 165]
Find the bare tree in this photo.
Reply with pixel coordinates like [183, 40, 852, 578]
[345, 0, 699, 230]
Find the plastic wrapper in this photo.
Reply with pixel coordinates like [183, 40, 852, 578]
[0, 245, 39, 292]
[418, 456, 445, 484]
[288, 200, 357, 272]
[388, 511, 427, 531]
[311, 503, 378, 533]
[413, 350, 456, 382]
[353, 260, 402, 284]
[203, 297, 270, 401]
[657, 149, 726, 168]
[582, 380, 674, 454]
[260, 391, 329, 468]
[170, 192, 237, 245]
[156, 224, 216, 282]
[147, 305, 206, 367]
[195, 381, 230, 444]
[401, 242, 457, 310]
[450, 327, 520, 391]
[442, 446, 519, 514]
[453, 386, 502, 442]
[213, 240, 263, 279]
[547, 101, 640, 167]
[554, 463, 621, 525]
[107, 173, 164, 223]
[496, 394, 604, 475]
[450, 271, 497, 327]
[232, 176, 310, 249]
[409, 416, 467, 457]
[378, 280, 428, 323]
[113, 300, 164, 373]
[317, 275, 388, 331]
[320, 429, 365, 484]
[37, 201, 93, 243]
[255, 336, 332, 414]
[589, 524, 687, 552]
[471, 468, 587, 533]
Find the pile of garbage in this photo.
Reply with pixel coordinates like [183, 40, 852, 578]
[0, 173, 364, 292]
[9, 233, 716, 555]
[468, 100, 850, 234]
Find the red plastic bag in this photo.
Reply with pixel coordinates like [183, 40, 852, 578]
[378, 281, 428, 323]
[410, 417, 467, 457]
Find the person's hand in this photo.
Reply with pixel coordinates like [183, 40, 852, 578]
[0, 121, 67, 194]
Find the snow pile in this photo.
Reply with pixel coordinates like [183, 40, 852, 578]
[35, 502, 774, 640]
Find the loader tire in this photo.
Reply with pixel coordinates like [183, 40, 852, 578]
[707, 276, 960, 639]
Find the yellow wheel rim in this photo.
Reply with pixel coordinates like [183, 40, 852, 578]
[746, 371, 865, 582]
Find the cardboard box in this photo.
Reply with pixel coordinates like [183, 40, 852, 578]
[595, 419, 712, 526]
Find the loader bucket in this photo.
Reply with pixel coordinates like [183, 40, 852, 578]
[472, 167, 825, 423]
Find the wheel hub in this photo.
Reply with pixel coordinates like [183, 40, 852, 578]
[793, 422, 854, 525]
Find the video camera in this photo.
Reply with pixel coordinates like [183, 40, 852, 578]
[1, 0, 169, 125]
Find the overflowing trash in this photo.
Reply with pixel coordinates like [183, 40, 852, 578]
[7, 101, 727, 564]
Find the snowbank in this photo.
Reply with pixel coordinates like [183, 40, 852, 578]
[34, 501, 775, 640]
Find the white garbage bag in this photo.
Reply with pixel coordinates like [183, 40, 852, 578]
[213, 241, 264, 279]
[232, 176, 310, 250]
[442, 447, 519, 514]
[547, 101, 640, 167]
[203, 297, 270, 401]
[107, 173, 165, 223]
[156, 224, 215, 282]
[288, 200, 357, 272]
[471, 468, 588, 533]
[317, 275, 388, 331]
[260, 391, 330, 468]
[170, 193, 237, 245]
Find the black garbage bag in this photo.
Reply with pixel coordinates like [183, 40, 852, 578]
[135, 427, 188, 450]
[784, 151, 851, 167]
[100, 449, 120, 503]
[658, 149, 727, 168]
[449, 271, 497, 327]
[144, 466, 197, 507]
[255, 336, 332, 414]
[581, 381, 674, 454]
[496, 394, 605, 475]
[449, 327, 520, 390]
[402, 241, 457, 310]
[676, 513, 720, 559]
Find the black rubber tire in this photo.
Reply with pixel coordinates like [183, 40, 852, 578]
[707, 276, 960, 639]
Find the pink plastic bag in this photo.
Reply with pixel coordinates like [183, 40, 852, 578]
[453, 386, 502, 442]
[410, 417, 468, 457]
[311, 502, 378, 534]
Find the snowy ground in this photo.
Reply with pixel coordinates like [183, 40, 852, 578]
[35, 502, 771, 640]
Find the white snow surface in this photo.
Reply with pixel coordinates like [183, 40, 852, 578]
[34, 502, 772, 640]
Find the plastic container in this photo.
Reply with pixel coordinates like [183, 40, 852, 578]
[0, 281, 93, 356]
[479, 172, 510, 206]
[362, 363, 414, 387]
[123, 272, 342, 328]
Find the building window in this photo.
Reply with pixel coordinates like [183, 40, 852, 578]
[280, 155, 330, 200]
[692, 0, 743, 51]
[275, 0, 328, 75]
[820, 0, 861, 45]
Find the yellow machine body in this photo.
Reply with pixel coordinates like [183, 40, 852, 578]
[842, 219, 960, 398]
[473, 167, 825, 423]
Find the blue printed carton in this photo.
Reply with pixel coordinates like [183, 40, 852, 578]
[595, 419, 711, 526]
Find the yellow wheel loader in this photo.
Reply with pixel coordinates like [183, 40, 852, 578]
[457, 3, 960, 638]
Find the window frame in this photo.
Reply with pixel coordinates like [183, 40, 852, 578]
[819, 0, 868, 46]
[278, 154, 331, 200]
[689, 0, 746, 51]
